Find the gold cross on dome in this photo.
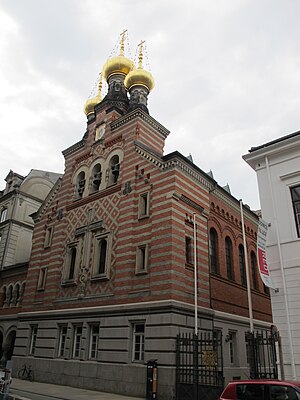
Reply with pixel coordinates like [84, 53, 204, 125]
[138, 40, 145, 68]
[119, 29, 128, 56]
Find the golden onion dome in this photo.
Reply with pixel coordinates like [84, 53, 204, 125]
[124, 40, 154, 92]
[102, 55, 135, 81]
[83, 97, 98, 116]
[83, 78, 102, 116]
[124, 67, 154, 92]
[102, 31, 134, 81]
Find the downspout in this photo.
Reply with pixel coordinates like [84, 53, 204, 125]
[265, 155, 296, 380]
[1, 190, 19, 269]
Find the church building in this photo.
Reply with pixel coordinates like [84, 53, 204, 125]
[9, 34, 272, 399]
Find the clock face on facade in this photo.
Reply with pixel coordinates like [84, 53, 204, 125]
[95, 124, 105, 141]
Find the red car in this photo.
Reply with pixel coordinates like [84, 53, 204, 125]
[219, 379, 300, 400]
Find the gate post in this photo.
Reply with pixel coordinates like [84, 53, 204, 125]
[271, 325, 284, 380]
[193, 334, 198, 400]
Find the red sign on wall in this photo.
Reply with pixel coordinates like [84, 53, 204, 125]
[257, 218, 274, 288]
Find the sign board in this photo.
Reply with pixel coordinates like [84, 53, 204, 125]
[257, 218, 274, 288]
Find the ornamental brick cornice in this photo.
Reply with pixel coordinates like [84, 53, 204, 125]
[111, 109, 170, 138]
[163, 158, 213, 190]
[135, 144, 215, 191]
[104, 133, 123, 148]
[32, 178, 62, 223]
[75, 150, 92, 164]
[212, 187, 259, 225]
[135, 146, 163, 168]
[62, 139, 85, 157]
[66, 184, 121, 211]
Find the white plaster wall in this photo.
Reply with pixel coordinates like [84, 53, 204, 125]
[244, 135, 300, 380]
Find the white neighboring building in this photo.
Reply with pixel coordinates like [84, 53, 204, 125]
[243, 130, 300, 380]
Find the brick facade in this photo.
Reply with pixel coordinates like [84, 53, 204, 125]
[2, 46, 272, 399]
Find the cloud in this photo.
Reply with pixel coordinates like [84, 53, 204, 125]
[1, 0, 300, 210]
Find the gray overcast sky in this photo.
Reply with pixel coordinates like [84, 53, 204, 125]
[1, 0, 300, 210]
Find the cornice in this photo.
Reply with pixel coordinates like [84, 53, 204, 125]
[135, 146, 163, 168]
[111, 109, 170, 138]
[66, 184, 121, 212]
[62, 139, 85, 157]
[135, 144, 215, 191]
[0, 262, 28, 278]
[33, 178, 62, 222]
[212, 187, 259, 225]
[163, 158, 214, 191]
[104, 133, 123, 148]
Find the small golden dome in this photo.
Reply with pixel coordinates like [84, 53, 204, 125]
[124, 40, 154, 92]
[102, 55, 134, 81]
[83, 97, 98, 116]
[124, 68, 154, 92]
[83, 78, 102, 116]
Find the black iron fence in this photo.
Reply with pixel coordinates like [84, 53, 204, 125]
[245, 329, 278, 379]
[176, 331, 224, 400]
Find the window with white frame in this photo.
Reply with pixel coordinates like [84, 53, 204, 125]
[29, 325, 38, 355]
[92, 233, 112, 279]
[138, 192, 150, 218]
[0, 208, 7, 223]
[37, 268, 47, 291]
[58, 325, 68, 358]
[291, 185, 300, 237]
[136, 244, 148, 273]
[88, 324, 99, 360]
[132, 322, 145, 362]
[72, 325, 83, 358]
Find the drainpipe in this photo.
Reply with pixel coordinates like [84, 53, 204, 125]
[240, 200, 254, 333]
[1, 190, 19, 269]
[265, 155, 296, 380]
[193, 212, 198, 336]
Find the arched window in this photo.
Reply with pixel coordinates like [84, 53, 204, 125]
[7, 286, 13, 306]
[91, 164, 102, 192]
[76, 171, 86, 198]
[98, 239, 107, 274]
[2, 287, 6, 307]
[185, 236, 193, 265]
[209, 228, 218, 274]
[225, 237, 234, 280]
[68, 247, 77, 280]
[251, 251, 258, 290]
[15, 284, 20, 303]
[239, 245, 246, 286]
[0, 330, 3, 360]
[107, 155, 120, 186]
[0, 208, 7, 223]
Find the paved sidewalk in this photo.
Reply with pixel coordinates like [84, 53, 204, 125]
[9, 378, 144, 400]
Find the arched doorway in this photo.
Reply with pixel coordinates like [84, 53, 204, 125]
[0, 331, 3, 361]
[1, 330, 16, 368]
